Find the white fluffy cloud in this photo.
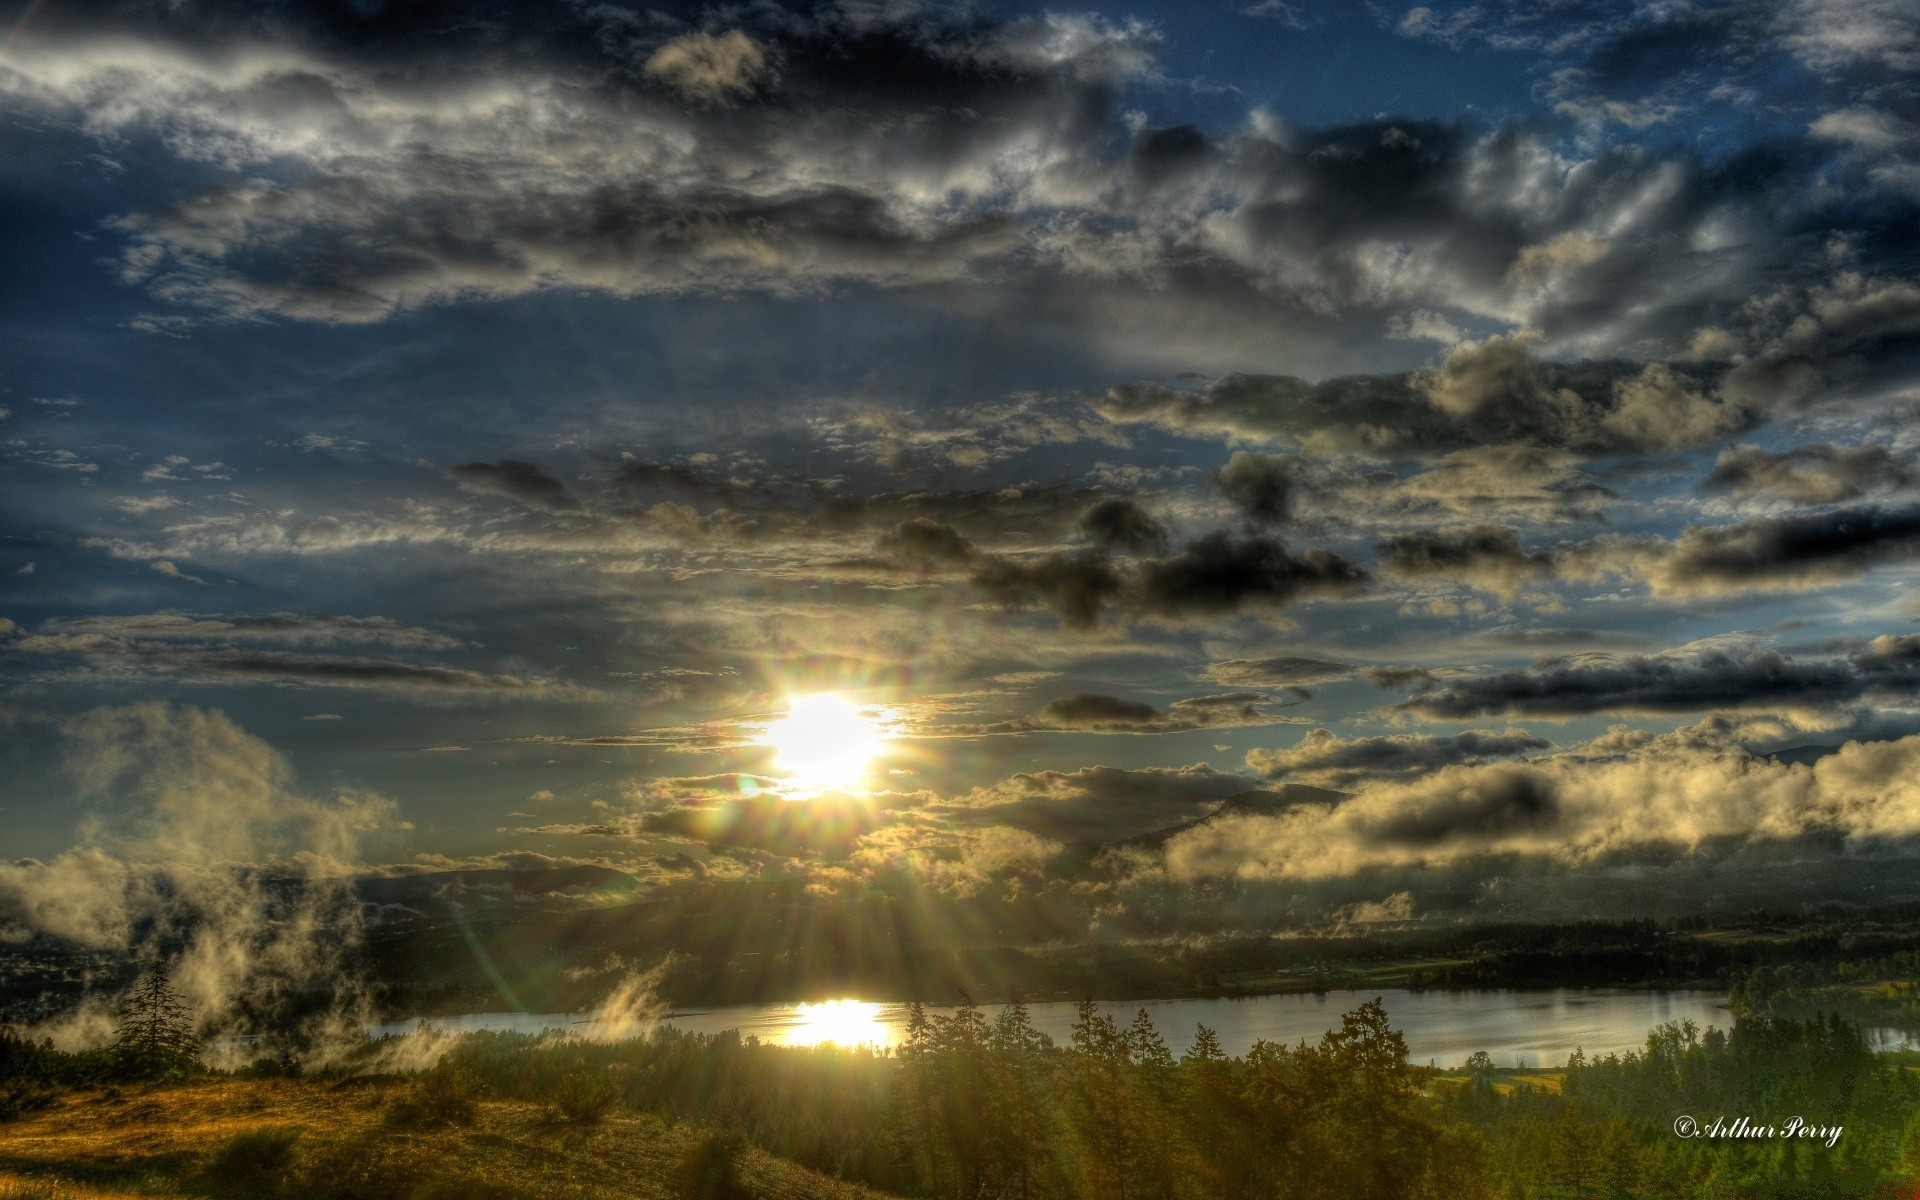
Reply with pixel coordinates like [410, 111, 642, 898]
[1167, 720, 1920, 882]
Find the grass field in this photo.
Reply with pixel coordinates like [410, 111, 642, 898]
[0, 1078, 897, 1200]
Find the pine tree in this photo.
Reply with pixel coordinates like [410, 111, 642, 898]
[1183, 1023, 1226, 1067]
[113, 973, 199, 1079]
[1127, 1009, 1174, 1071]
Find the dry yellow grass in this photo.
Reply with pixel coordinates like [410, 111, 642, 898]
[0, 1079, 897, 1200]
[0, 1177, 152, 1200]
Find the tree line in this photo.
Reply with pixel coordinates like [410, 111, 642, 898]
[7, 981, 1920, 1197]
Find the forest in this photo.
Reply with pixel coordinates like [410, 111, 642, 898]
[4, 985, 1919, 1199]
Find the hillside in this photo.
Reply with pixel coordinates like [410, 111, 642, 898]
[0, 1077, 895, 1200]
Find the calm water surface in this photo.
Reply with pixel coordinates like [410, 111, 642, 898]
[366, 989, 1820, 1068]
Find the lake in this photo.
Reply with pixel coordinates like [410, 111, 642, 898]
[363, 988, 1853, 1068]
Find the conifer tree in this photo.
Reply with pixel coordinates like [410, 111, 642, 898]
[1127, 1009, 1174, 1072]
[1183, 1023, 1226, 1067]
[113, 972, 199, 1079]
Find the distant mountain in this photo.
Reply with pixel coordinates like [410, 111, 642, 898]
[355, 865, 638, 910]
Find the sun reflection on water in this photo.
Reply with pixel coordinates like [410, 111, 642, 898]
[783, 999, 890, 1049]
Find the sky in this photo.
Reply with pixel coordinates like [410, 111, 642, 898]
[4, 0, 1920, 933]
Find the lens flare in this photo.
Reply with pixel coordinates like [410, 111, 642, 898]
[760, 694, 888, 793]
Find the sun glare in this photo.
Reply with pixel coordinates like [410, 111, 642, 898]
[761, 693, 888, 793]
[784, 999, 889, 1049]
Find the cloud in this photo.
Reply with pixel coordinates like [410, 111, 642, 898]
[1096, 338, 1746, 458]
[872, 518, 977, 570]
[1620, 504, 1920, 597]
[1359, 502, 1920, 601]
[3, 5, 1905, 378]
[1200, 655, 1355, 687]
[817, 395, 1132, 472]
[1390, 445, 1615, 521]
[1246, 727, 1550, 788]
[939, 762, 1251, 842]
[5, 615, 584, 696]
[955, 690, 1302, 735]
[451, 460, 582, 514]
[1394, 0, 1918, 75]
[1165, 718, 1920, 883]
[1376, 524, 1556, 599]
[1703, 442, 1913, 504]
[1133, 532, 1370, 620]
[610, 464, 1110, 552]
[1215, 452, 1299, 525]
[1079, 498, 1169, 555]
[0, 10, 1137, 322]
[35, 612, 460, 650]
[855, 823, 1063, 896]
[1722, 273, 1920, 409]
[1779, 0, 1920, 73]
[642, 30, 774, 107]
[1395, 638, 1920, 720]
[970, 552, 1127, 631]
[149, 560, 206, 584]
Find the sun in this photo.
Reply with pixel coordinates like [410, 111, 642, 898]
[760, 693, 889, 793]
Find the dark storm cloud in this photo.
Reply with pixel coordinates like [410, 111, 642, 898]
[451, 460, 582, 514]
[1348, 502, 1920, 601]
[953, 691, 1299, 735]
[872, 518, 977, 570]
[940, 763, 1252, 842]
[1199, 656, 1355, 687]
[0, 3, 1136, 321]
[1363, 665, 1439, 690]
[1215, 452, 1298, 525]
[1133, 532, 1370, 620]
[1247, 727, 1551, 789]
[1703, 443, 1915, 503]
[1396, 638, 1920, 720]
[1630, 504, 1920, 596]
[970, 553, 1126, 631]
[1376, 524, 1556, 599]
[1078, 498, 1168, 555]
[1364, 768, 1562, 848]
[6, 1, 1913, 375]
[980, 526, 1367, 635]
[1096, 341, 1746, 457]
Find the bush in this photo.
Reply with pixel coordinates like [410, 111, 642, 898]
[388, 1062, 483, 1128]
[202, 1126, 302, 1197]
[295, 1134, 427, 1200]
[676, 1130, 749, 1200]
[237, 1051, 305, 1079]
[549, 1071, 621, 1124]
[0, 1081, 55, 1124]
